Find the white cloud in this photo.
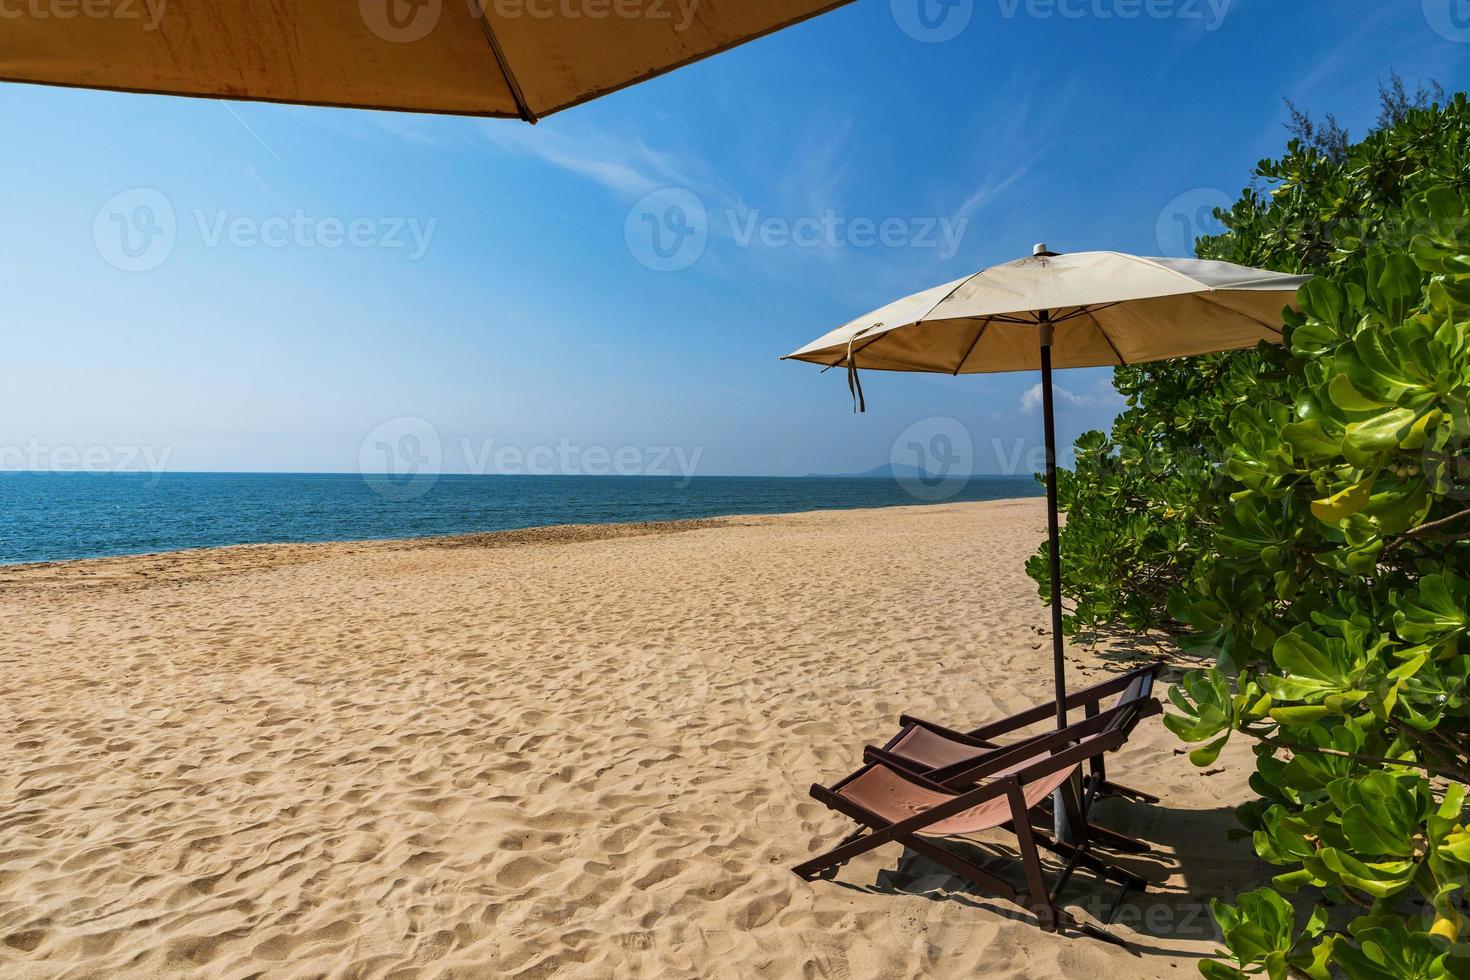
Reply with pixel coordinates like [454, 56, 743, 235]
[943, 71, 1077, 231]
[479, 117, 738, 206]
[952, 163, 1032, 227]
[1020, 382, 1123, 414]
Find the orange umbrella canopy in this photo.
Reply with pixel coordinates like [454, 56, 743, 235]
[0, 0, 851, 120]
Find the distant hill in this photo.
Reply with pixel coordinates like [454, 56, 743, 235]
[807, 463, 995, 480]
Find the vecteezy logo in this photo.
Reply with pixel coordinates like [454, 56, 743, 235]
[93, 188, 176, 272]
[1420, 402, 1470, 503]
[360, 0, 442, 42]
[624, 188, 708, 272]
[359, 416, 442, 501]
[890, 416, 974, 502]
[1424, 0, 1470, 42]
[891, 0, 972, 42]
[1155, 187, 1231, 257]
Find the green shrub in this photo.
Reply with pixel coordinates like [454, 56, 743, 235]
[1171, 197, 1470, 974]
[1031, 91, 1470, 975]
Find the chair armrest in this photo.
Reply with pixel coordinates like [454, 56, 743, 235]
[894, 715, 1000, 749]
[861, 746, 963, 793]
[963, 701, 1060, 741]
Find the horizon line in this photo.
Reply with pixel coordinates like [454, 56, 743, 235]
[0, 469, 1041, 480]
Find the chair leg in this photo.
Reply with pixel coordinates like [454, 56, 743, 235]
[792, 826, 891, 880]
[1036, 798, 1152, 855]
[1007, 784, 1062, 932]
[1028, 830, 1148, 892]
[1086, 822, 1153, 855]
[1059, 775, 1091, 846]
[804, 813, 1077, 938]
[1098, 779, 1160, 805]
[794, 766, 1149, 942]
[898, 834, 1030, 916]
[1077, 920, 1132, 947]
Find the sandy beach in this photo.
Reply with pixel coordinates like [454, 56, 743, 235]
[0, 499, 1266, 978]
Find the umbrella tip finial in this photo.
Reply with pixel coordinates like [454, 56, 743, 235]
[1033, 242, 1054, 256]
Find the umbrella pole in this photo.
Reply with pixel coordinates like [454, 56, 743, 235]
[1039, 317, 1077, 843]
[1039, 319, 1067, 727]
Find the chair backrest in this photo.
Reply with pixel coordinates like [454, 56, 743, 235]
[1097, 664, 1162, 738]
[917, 664, 1163, 789]
[1113, 669, 1154, 708]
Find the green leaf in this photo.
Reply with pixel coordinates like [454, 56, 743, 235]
[1329, 373, 1394, 411]
[1198, 962, 1249, 980]
[1395, 574, 1470, 647]
[1271, 628, 1358, 688]
[1311, 477, 1373, 523]
[1399, 410, 1441, 450]
[1366, 251, 1424, 324]
[1344, 409, 1420, 454]
[1316, 848, 1417, 898]
[1341, 804, 1416, 857]
[1269, 705, 1332, 724]
[1271, 868, 1318, 893]
[1190, 733, 1232, 767]
[1436, 784, 1467, 821]
[1333, 915, 1454, 979]
[1283, 419, 1344, 457]
[1299, 278, 1346, 329]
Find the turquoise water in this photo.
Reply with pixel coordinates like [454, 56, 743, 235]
[0, 472, 1040, 566]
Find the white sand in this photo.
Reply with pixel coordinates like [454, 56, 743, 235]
[0, 499, 1265, 978]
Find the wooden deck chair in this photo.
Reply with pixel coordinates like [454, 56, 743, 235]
[881, 662, 1164, 808]
[793, 718, 1148, 941]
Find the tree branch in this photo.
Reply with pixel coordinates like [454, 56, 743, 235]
[1387, 508, 1470, 552]
[1403, 726, 1470, 780]
[1251, 733, 1470, 783]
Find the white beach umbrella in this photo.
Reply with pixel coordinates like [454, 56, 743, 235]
[784, 247, 1310, 733]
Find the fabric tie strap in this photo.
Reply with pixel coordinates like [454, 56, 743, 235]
[845, 324, 880, 414]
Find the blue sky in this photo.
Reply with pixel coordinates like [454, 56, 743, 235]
[3, 0, 1468, 478]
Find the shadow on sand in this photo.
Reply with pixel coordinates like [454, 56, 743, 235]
[828, 796, 1270, 963]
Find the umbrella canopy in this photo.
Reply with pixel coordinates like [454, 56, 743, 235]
[784, 251, 1311, 374]
[0, 0, 851, 120]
